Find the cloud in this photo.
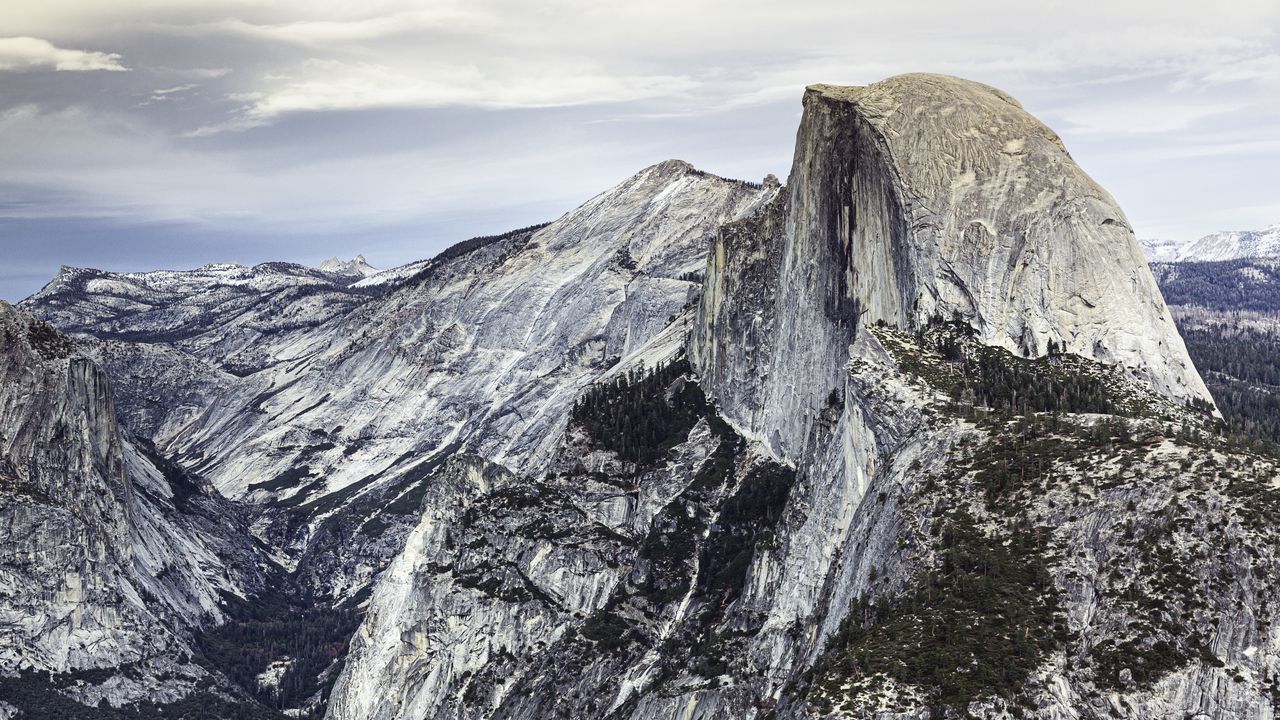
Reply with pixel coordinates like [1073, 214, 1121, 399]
[1193, 54, 1280, 86]
[0, 36, 127, 72]
[0, 100, 639, 233]
[193, 8, 492, 45]
[0, 0, 1276, 271]
[1052, 100, 1251, 137]
[189, 59, 698, 134]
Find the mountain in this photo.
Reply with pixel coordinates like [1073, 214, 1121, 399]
[0, 301, 274, 713]
[329, 74, 1268, 719]
[1140, 223, 1280, 263]
[318, 255, 378, 278]
[1179, 223, 1280, 262]
[25, 261, 373, 377]
[9, 74, 1280, 719]
[13, 160, 777, 717]
[1139, 237, 1186, 263]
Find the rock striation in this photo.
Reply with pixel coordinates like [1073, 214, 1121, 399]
[0, 301, 270, 707]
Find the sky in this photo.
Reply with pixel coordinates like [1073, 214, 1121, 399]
[1, 0, 1278, 300]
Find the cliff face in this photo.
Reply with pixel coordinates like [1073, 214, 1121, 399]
[0, 301, 270, 707]
[324, 76, 1266, 720]
[0, 302, 139, 672]
[696, 75, 1210, 455]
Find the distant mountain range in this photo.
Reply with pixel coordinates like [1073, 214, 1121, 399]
[1142, 223, 1280, 262]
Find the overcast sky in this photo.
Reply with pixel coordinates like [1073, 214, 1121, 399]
[1, 0, 1278, 300]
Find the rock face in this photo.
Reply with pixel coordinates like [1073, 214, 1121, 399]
[324, 75, 1264, 720]
[686, 74, 1271, 718]
[0, 301, 270, 705]
[160, 160, 773, 500]
[0, 302, 140, 672]
[11, 74, 1278, 720]
[699, 75, 1209, 411]
[14, 161, 777, 715]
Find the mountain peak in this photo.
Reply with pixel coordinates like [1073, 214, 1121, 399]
[318, 254, 377, 277]
[650, 158, 696, 175]
[696, 71, 1212, 437]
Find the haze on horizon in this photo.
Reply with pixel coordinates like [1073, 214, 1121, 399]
[1, 0, 1277, 301]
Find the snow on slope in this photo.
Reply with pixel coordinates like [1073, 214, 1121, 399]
[1141, 224, 1280, 263]
[22, 262, 372, 377]
[1139, 237, 1187, 263]
[1176, 223, 1280, 261]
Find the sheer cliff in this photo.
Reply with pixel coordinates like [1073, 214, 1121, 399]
[694, 74, 1209, 464]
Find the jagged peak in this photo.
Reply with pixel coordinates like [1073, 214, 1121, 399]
[318, 254, 377, 277]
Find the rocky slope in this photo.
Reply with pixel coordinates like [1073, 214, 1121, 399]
[11, 73, 1277, 720]
[14, 161, 777, 716]
[0, 301, 273, 712]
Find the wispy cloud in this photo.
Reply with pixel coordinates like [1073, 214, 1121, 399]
[189, 59, 698, 135]
[186, 8, 492, 45]
[0, 36, 127, 72]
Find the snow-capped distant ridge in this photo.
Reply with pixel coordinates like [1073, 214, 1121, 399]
[1180, 224, 1280, 262]
[318, 254, 377, 277]
[26, 260, 365, 306]
[1142, 223, 1280, 263]
[1139, 238, 1187, 263]
[19, 258, 375, 378]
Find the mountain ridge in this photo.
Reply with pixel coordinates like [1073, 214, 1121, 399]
[1142, 223, 1280, 263]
